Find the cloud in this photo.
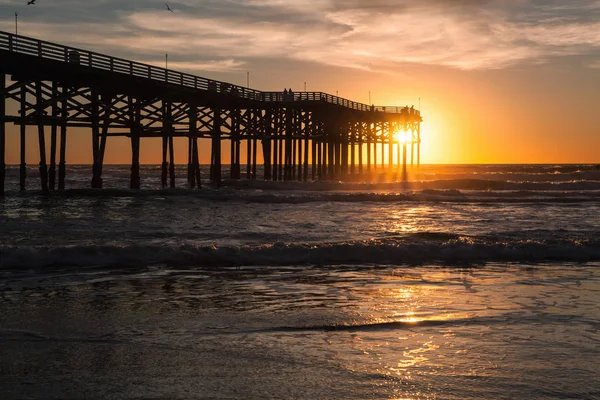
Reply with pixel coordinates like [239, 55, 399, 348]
[1, 0, 600, 72]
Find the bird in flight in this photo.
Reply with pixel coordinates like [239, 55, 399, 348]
[165, 3, 174, 13]
[27, 0, 36, 5]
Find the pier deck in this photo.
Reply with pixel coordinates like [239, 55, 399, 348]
[0, 31, 422, 194]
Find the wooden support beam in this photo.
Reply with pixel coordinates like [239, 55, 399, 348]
[192, 136, 201, 188]
[262, 137, 271, 181]
[235, 139, 241, 179]
[262, 111, 272, 181]
[272, 134, 278, 181]
[402, 143, 408, 177]
[284, 108, 292, 181]
[311, 139, 317, 181]
[292, 136, 297, 181]
[90, 89, 102, 188]
[165, 101, 175, 189]
[163, 135, 169, 188]
[278, 133, 283, 181]
[0, 74, 5, 197]
[367, 122, 372, 175]
[168, 135, 175, 188]
[20, 85, 26, 191]
[211, 108, 222, 186]
[129, 96, 141, 189]
[411, 126, 415, 168]
[58, 85, 67, 190]
[358, 129, 363, 176]
[327, 136, 334, 179]
[189, 103, 200, 188]
[296, 136, 302, 182]
[350, 124, 356, 176]
[246, 135, 252, 179]
[381, 128, 385, 170]
[36, 81, 49, 194]
[303, 135, 309, 182]
[252, 138, 257, 180]
[49, 82, 58, 191]
[163, 102, 170, 188]
[388, 124, 393, 171]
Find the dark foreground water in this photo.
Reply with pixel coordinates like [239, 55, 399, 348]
[1, 164, 599, 399]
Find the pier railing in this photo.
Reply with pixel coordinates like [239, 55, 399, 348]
[0, 31, 416, 115]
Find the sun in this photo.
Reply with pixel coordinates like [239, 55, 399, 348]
[393, 129, 413, 144]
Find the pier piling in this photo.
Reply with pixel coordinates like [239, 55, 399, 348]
[0, 73, 5, 197]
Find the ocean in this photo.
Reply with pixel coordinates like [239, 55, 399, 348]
[1, 164, 599, 399]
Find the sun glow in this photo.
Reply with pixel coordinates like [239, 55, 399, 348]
[393, 129, 412, 144]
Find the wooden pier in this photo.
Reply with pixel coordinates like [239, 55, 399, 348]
[0, 31, 422, 195]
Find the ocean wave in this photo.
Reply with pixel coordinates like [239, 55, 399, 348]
[2, 185, 600, 204]
[224, 178, 600, 192]
[2, 233, 600, 269]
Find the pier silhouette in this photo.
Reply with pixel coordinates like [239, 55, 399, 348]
[0, 31, 422, 195]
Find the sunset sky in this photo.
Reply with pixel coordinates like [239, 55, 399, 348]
[1, 0, 599, 164]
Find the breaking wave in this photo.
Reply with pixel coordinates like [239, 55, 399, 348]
[2, 232, 600, 270]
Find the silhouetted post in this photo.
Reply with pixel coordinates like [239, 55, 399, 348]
[312, 139, 317, 180]
[129, 96, 141, 189]
[162, 135, 169, 188]
[388, 125, 393, 171]
[262, 111, 271, 181]
[193, 137, 201, 188]
[164, 101, 175, 188]
[373, 137, 377, 174]
[296, 135, 302, 181]
[90, 89, 99, 188]
[381, 129, 385, 170]
[186, 136, 193, 187]
[411, 127, 415, 168]
[246, 133, 252, 179]
[290, 114, 296, 180]
[350, 124, 356, 175]
[262, 137, 271, 180]
[403, 143, 407, 175]
[49, 82, 58, 190]
[230, 139, 235, 179]
[334, 126, 342, 177]
[58, 85, 67, 190]
[316, 141, 322, 179]
[211, 108, 222, 186]
[327, 132, 334, 178]
[189, 103, 200, 188]
[252, 137, 257, 179]
[162, 103, 170, 188]
[358, 126, 363, 176]
[168, 135, 175, 188]
[235, 139, 241, 179]
[36, 81, 49, 194]
[231, 109, 240, 180]
[97, 94, 110, 187]
[321, 141, 327, 179]
[19, 85, 26, 191]
[0, 74, 5, 196]
[284, 108, 292, 181]
[366, 132, 371, 175]
[272, 130, 279, 181]
[90, 93, 109, 189]
[303, 135, 309, 181]
[278, 129, 284, 181]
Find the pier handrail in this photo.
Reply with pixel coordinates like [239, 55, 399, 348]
[0, 31, 416, 115]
